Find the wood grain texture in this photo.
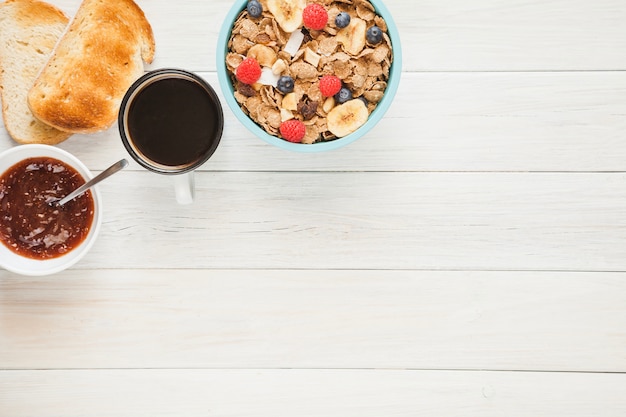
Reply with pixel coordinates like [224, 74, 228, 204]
[1, 0, 626, 415]
[46, 0, 626, 72]
[2, 369, 626, 417]
[1, 270, 625, 372]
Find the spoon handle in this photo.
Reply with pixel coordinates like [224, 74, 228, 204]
[57, 159, 129, 206]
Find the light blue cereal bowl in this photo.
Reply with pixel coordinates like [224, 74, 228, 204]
[216, 0, 402, 152]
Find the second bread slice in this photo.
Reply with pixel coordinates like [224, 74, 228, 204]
[28, 0, 155, 134]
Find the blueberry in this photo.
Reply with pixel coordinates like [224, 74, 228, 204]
[366, 25, 383, 44]
[277, 76, 295, 94]
[357, 96, 368, 107]
[334, 87, 352, 104]
[335, 12, 351, 29]
[247, 0, 262, 18]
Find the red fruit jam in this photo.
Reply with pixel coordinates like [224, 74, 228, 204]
[0, 157, 94, 259]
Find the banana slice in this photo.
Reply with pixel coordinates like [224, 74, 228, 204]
[327, 99, 369, 137]
[248, 44, 278, 67]
[336, 17, 367, 55]
[267, 0, 306, 33]
[281, 92, 299, 111]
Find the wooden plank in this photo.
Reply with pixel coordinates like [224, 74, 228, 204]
[1, 369, 625, 417]
[3, 72, 625, 172]
[1, 270, 625, 371]
[47, 0, 626, 71]
[400, 0, 626, 71]
[20, 171, 622, 271]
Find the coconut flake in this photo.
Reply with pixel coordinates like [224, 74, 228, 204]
[284, 30, 305, 57]
[257, 67, 280, 87]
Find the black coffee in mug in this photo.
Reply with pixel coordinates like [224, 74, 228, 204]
[119, 69, 223, 174]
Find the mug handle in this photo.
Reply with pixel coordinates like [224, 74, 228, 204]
[174, 172, 195, 204]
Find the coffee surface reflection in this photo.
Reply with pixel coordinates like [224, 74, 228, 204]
[127, 77, 220, 169]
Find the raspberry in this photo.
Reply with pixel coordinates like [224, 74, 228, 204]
[319, 75, 342, 97]
[302, 3, 328, 31]
[236, 57, 261, 85]
[279, 119, 306, 143]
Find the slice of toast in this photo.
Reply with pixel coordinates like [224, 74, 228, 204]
[28, 0, 155, 134]
[0, 0, 72, 145]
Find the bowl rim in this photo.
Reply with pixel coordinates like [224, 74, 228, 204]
[216, 0, 402, 152]
[0, 144, 103, 276]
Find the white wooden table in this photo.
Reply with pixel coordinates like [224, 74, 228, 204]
[1, 0, 626, 415]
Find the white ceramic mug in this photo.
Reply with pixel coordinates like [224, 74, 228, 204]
[118, 68, 224, 204]
[0, 145, 102, 276]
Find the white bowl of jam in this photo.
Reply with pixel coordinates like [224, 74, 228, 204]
[0, 145, 102, 276]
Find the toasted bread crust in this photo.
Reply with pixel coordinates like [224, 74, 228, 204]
[11, 0, 67, 27]
[28, 0, 155, 134]
[0, 0, 72, 144]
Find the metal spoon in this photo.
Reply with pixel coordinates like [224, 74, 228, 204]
[56, 159, 128, 206]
